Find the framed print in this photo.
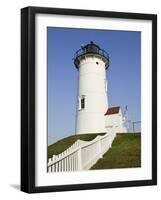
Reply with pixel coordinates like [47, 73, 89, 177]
[21, 6, 157, 193]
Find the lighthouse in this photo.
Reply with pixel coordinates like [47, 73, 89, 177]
[74, 41, 110, 134]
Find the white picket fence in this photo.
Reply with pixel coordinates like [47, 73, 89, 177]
[48, 129, 116, 172]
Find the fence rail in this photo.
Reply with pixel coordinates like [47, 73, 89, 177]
[48, 129, 116, 172]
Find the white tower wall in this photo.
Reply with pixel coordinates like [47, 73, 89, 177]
[76, 56, 108, 134]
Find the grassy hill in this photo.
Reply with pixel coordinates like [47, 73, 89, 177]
[48, 133, 105, 159]
[91, 132, 141, 170]
[48, 132, 141, 170]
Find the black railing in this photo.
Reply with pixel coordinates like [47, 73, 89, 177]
[73, 47, 109, 61]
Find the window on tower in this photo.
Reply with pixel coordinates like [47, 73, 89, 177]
[78, 95, 85, 110]
[81, 97, 85, 109]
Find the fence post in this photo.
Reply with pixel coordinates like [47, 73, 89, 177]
[48, 158, 52, 172]
[109, 131, 112, 148]
[78, 147, 82, 170]
[52, 155, 56, 172]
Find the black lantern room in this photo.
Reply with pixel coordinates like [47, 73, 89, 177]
[73, 41, 109, 69]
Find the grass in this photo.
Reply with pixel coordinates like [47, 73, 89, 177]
[91, 132, 141, 170]
[48, 133, 106, 159]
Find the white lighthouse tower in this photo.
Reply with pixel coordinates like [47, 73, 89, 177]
[74, 41, 109, 134]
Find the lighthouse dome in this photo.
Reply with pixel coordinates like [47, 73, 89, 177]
[82, 41, 100, 54]
[74, 41, 109, 69]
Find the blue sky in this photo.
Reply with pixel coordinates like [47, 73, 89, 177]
[47, 27, 141, 145]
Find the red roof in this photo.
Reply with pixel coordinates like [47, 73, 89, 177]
[104, 106, 120, 115]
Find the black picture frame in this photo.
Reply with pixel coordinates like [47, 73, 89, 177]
[21, 6, 157, 193]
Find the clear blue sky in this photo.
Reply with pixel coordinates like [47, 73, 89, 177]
[47, 27, 141, 145]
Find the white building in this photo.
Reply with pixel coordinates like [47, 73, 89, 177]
[74, 41, 127, 134]
[105, 106, 127, 133]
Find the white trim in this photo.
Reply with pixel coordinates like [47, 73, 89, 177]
[35, 13, 152, 187]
